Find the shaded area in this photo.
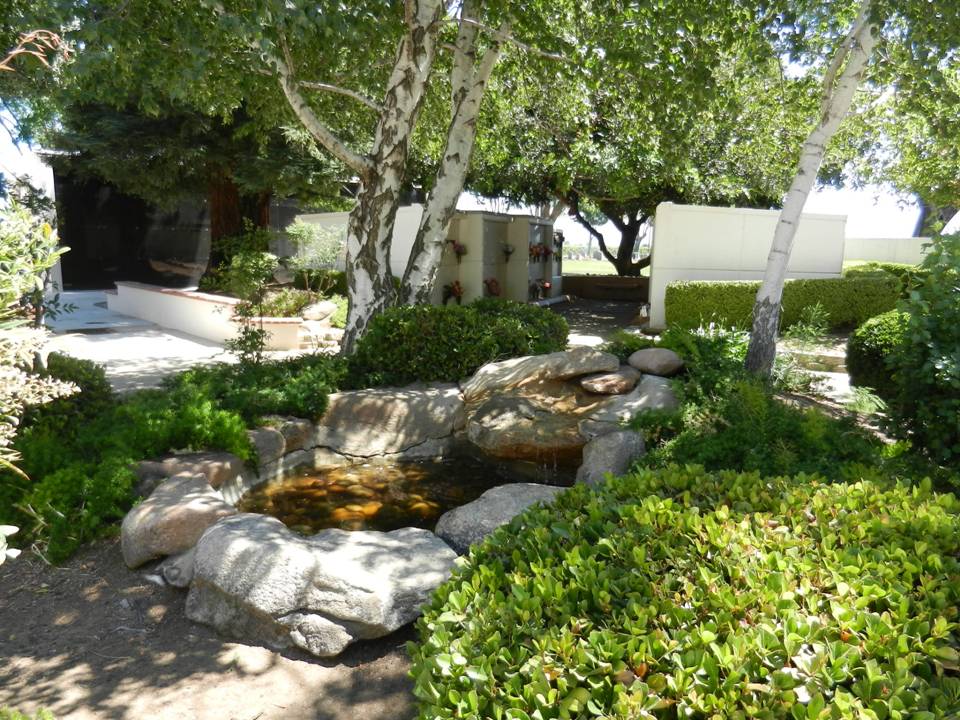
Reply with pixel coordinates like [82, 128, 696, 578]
[550, 298, 643, 347]
[0, 538, 416, 720]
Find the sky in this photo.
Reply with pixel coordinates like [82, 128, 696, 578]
[3, 125, 924, 244]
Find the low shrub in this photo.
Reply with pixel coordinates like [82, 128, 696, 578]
[3, 378, 255, 562]
[843, 261, 925, 296]
[260, 287, 320, 317]
[885, 234, 960, 465]
[346, 300, 568, 387]
[168, 354, 345, 423]
[635, 379, 880, 477]
[412, 466, 960, 720]
[292, 268, 348, 295]
[664, 276, 898, 330]
[0, 710, 56, 720]
[21, 353, 115, 434]
[846, 309, 908, 393]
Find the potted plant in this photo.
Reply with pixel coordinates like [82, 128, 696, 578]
[483, 277, 501, 296]
[447, 239, 468, 264]
[502, 243, 515, 262]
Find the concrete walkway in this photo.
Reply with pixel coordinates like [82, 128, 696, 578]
[43, 291, 302, 393]
[551, 298, 644, 347]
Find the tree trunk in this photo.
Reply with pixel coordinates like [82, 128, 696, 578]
[339, 0, 445, 351]
[207, 174, 270, 270]
[744, 2, 877, 376]
[400, 4, 508, 305]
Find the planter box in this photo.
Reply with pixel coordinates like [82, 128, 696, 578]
[106, 281, 303, 350]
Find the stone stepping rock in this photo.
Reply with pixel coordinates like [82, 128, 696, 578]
[461, 348, 619, 402]
[579, 366, 642, 394]
[434, 483, 566, 554]
[580, 375, 679, 435]
[627, 348, 684, 377]
[185, 514, 457, 657]
[575, 430, 645, 486]
[134, 451, 244, 496]
[121, 475, 236, 568]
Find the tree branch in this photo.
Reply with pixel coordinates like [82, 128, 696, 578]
[567, 193, 616, 265]
[454, 17, 569, 62]
[271, 32, 374, 177]
[298, 81, 383, 113]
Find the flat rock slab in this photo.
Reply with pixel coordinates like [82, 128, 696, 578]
[264, 416, 314, 453]
[576, 430, 645, 486]
[466, 395, 586, 463]
[461, 348, 619, 403]
[434, 483, 566, 554]
[121, 475, 236, 568]
[583, 375, 679, 427]
[627, 348, 684, 377]
[186, 515, 457, 657]
[134, 451, 244, 495]
[579, 366, 642, 395]
[315, 384, 465, 457]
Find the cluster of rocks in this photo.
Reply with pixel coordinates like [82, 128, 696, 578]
[300, 299, 344, 351]
[120, 345, 682, 657]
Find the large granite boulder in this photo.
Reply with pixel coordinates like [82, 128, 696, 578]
[186, 515, 457, 657]
[315, 384, 465, 457]
[581, 375, 679, 434]
[579, 366, 642, 395]
[434, 483, 565, 554]
[466, 395, 586, 463]
[627, 348, 684, 377]
[575, 430, 645, 486]
[121, 475, 236, 568]
[302, 299, 338, 322]
[134, 451, 244, 496]
[461, 348, 619, 403]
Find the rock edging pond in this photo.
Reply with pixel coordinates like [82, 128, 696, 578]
[120, 347, 681, 656]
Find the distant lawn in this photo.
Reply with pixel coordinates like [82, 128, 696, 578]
[561, 258, 650, 276]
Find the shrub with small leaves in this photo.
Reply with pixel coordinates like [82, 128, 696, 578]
[346, 300, 568, 387]
[885, 234, 960, 465]
[846, 309, 908, 394]
[412, 466, 960, 720]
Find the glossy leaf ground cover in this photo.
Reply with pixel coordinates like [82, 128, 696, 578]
[412, 466, 960, 719]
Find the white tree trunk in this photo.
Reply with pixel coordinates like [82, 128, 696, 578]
[340, 0, 446, 351]
[400, 5, 508, 305]
[744, 1, 878, 375]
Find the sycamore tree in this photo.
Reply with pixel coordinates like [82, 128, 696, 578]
[744, 0, 960, 375]
[467, 3, 817, 276]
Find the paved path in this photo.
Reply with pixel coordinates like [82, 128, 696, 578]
[550, 298, 644, 347]
[44, 291, 300, 393]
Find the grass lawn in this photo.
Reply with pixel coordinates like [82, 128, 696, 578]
[561, 258, 650, 276]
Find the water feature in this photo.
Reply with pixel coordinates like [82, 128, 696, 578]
[237, 455, 570, 535]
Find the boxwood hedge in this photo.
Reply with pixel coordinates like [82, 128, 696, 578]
[664, 276, 898, 330]
[346, 299, 568, 387]
[842, 262, 926, 297]
[846, 310, 909, 394]
[412, 466, 960, 720]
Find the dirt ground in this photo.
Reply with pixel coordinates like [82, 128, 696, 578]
[0, 537, 417, 720]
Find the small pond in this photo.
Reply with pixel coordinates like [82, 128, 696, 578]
[237, 455, 564, 534]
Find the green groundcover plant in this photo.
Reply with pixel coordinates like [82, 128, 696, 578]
[412, 466, 960, 720]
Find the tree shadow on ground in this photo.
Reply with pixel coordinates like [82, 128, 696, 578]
[0, 537, 416, 720]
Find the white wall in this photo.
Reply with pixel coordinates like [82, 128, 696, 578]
[296, 205, 424, 278]
[843, 237, 928, 265]
[648, 203, 846, 328]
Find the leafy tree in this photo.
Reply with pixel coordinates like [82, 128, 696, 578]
[42, 103, 347, 246]
[467, 5, 815, 276]
[745, 0, 960, 376]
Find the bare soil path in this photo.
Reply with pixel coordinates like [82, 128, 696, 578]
[0, 537, 416, 720]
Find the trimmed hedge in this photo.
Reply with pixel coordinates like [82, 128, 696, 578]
[843, 262, 925, 297]
[664, 276, 898, 330]
[846, 310, 909, 394]
[346, 299, 568, 387]
[412, 466, 960, 719]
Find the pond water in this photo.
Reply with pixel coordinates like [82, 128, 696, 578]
[237, 456, 559, 534]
